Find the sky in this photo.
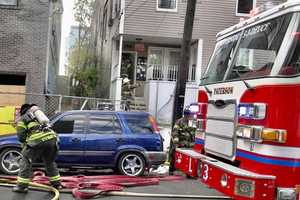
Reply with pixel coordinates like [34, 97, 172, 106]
[59, 0, 77, 75]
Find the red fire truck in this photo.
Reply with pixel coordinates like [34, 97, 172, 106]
[175, 1, 300, 200]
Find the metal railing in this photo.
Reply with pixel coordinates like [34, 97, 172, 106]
[146, 64, 196, 82]
[146, 64, 178, 81]
[0, 92, 127, 118]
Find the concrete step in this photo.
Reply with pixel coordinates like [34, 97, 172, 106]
[128, 98, 146, 112]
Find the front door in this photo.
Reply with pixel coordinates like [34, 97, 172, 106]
[135, 56, 147, 97]
[51, 113, 87, 164]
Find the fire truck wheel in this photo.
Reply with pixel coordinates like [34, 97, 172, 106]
[0, 148, 22, 175]
[186, 174, 192, 179]
[118, 152, 145, 176]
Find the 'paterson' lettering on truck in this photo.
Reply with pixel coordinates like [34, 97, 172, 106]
[213, 87, 233, 95]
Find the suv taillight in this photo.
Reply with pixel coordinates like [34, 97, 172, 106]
[148, 115, 160, 134]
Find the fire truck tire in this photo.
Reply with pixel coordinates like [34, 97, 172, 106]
[118, 152, 145, 176]
[0, 148, 22, 175]
[186, 174, 192, 179]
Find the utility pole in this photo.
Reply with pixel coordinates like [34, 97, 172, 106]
[172, 0, 197, 128]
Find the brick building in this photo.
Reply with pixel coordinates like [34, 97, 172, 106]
[0, 0, 63, 98]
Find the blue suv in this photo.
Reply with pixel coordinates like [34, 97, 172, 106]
[0, 111, 166, 176]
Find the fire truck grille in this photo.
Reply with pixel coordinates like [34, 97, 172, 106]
[204, 101, 236, 160]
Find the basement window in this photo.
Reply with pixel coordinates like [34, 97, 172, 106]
[0, 74, 25, 85]
[236, 0, 256, 16]
[157, 0, 177, 12]
[0, 0, 18, 6]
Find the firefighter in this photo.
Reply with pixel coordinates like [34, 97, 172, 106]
[122, 77, 140, 99]
[122, 77, 140, 110]
[168, 108, 196, 175]
[13, 104, 61, 193]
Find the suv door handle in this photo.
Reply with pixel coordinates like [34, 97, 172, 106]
[116, 138, 123, 142]
[71, 138, 81, 143]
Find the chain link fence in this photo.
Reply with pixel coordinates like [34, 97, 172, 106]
[0, 92, 127, 118]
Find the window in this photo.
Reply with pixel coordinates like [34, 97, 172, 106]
[52, 114, 85, 134]
[148, 48, 180, 80]
[124, 114, 154, 134]
[280, 20, 300, 76]
[157, 0, 177, 12]
[202, 32, 241, 84]
[102, 8, 107, 41]
[89, 114, 121, 134]
[227, 14, 292, 80]
[0, 0, 18, 6]
[0, 74, 25, 85]
[189, 46, 197, 82]
[112, 0, 120, 19]
[236, 0, 255, 16]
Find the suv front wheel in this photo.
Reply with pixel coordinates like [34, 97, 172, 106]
[0, 148, 22, 175]
[118, 152, 145, 176]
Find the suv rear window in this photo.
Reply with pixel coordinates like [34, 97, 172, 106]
[123, 114, 156, 134]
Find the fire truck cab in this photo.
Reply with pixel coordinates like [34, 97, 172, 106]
[175, 1, 300, 200]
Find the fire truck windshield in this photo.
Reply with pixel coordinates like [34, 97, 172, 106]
[202, 13, 292, 85]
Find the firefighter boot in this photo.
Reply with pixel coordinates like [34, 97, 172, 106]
[12, 184, 28, 193]
[52, 182, 62, 190]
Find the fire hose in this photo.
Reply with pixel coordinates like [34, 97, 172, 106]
[0, 177, 59, 200]
[0, 172, 231, 199]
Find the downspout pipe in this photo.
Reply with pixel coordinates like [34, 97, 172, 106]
[45, 0, 53, 94]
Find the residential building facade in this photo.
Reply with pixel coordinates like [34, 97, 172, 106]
[92, 0, 283, 124]
[0, 0, 63, 97]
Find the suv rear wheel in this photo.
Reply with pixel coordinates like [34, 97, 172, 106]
[0, 148, 22, 175]
[118, 152, 145, 176]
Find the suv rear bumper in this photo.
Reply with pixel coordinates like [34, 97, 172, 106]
[145, 151, 166, 167]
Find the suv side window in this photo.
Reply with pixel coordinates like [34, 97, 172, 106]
[52, 114, 86, 134]
[124, 114, 154, 134]
[89, 114, 121, 134]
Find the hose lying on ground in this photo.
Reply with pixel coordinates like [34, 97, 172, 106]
[104, 191, 231, 199]
[0, 178, 59, 200]
[0, 173, 231, 200]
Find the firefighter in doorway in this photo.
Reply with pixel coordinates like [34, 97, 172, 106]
[122, 77, 140, 110]
[168, 108, 196, 175]
[13, 104, 61, 193]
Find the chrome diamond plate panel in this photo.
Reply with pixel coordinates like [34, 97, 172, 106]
[204, 101, 237, 160]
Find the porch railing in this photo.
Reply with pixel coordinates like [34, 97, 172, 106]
[146, 64, 196, 82]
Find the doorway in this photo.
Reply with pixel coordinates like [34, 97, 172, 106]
[121, 51, 148, 98]
[121, 52, 137, 83]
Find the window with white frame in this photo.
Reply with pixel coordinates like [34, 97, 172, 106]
[0, 0, 18, 6]
[157, 0, 177, 12]
[236, 0, 256, 16]
[102, 8, 107, 41]
[112, 0, 121, 19]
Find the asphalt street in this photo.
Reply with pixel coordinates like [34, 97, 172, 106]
[0, 170, 227, 200]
